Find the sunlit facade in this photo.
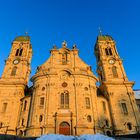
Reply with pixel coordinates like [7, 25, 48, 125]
[0, 35, 139, 137]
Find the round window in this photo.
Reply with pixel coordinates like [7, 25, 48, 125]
[62, 82, 68, 87]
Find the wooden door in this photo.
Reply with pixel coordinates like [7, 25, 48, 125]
[59, 122, 70, 135]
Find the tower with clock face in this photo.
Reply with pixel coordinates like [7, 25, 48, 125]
[94, 35, 128, 83]
[95, 35, 140, 135]
[1, 36, 32, 84]
[0, 36, 32, 135]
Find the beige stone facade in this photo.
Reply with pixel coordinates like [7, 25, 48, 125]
[0, 35, 139, 137]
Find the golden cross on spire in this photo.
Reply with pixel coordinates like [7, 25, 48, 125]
[98, 27, 102, 35]
[25, 32, 28, 36]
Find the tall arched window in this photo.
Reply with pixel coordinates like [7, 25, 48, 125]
[109, 48, 112, 55]
[65, 93, 69, 108]
[105, 48, 109, 55]
[19, 49, 23, 56]
[15, 48, 23, 56]
[23, 100, 27, 111]
[60, 92, 69, 108]
[105, 48, 113, 56]
[85, 97, 90, 109]
[61, 93, 64, 108]
[112, 66, 118, 78]
[11, 66, 17, 76]
[39, 115, 43, 122]
[102, 101, 106, 113]
[15, 49, 19, 56]
[21, 119, 24, 126]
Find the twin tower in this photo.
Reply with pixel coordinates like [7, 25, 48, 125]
[0, 35, 139, 137]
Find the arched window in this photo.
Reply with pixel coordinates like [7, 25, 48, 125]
[15, 48, 23, 56]
[39, 115, 43, 122]
[87, 115, 92, 122]
[23, 100, 27, 111]
[109, 48, 112, 55]
[121, 103, 128, 114]
[21, 119, 24, 126]
[2, 103, 8, 112]
[102, 101, 106, 113]
[105, 120, 109, 127]
[19, 49, 23, 56]
[105, 48, 109, 55]
[65, 93, 69, 108]
[42, 87, 45, 91]
[61, 93, 64, 108]
[105, 48, 113, 56]
[127, 123, 132, 130]
[15, 49, 19, 56]
[60, 92, 69, 109]
[112, 66, 118, 78]
[40, 97, 44, 106]
[85, 97, 90, 109]
[11, 66, 17, 76]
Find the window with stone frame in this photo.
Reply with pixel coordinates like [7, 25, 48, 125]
[121, 103, 128, 115]
[60, 91, 69, 109]
[11, 66, 17, 76]
[39, 115, 43, 122]
[87, 115, 92, 122]
[40, 97, 45, 107]
[102, 101, 106, 113]
[15, 48, 23, 56]
[2, 103, 8, 112]
[21, 119, 24, 126]
[85, 97, 90, 109]
[15, 49, 19, 56]
[127, 122, 132, 130]
[23, 100, 27, 111]
[19, 49, 23, 56]
[105, 47, 113, 56]
[112, 66, 118, 78]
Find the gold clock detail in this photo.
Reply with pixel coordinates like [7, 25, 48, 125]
[13, 59, 19, 65]
[108, 59, 115, 64]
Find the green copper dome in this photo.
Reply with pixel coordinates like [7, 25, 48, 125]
[14, 36, 30, 41]
[97, 35, 113, 41]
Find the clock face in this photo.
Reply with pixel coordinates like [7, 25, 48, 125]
[108, 59, 115, 64]
[13, 59, 19, 65]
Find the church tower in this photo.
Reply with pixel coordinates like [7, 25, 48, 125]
[95, 35, 140, 135]
[0, 36, 32, 135]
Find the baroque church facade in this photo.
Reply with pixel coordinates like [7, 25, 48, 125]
[0, 35, 139, 137]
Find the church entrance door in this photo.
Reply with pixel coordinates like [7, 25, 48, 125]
[59, 122, 70, 135]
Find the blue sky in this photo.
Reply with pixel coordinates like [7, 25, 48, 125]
[0, 0, 140, 89]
